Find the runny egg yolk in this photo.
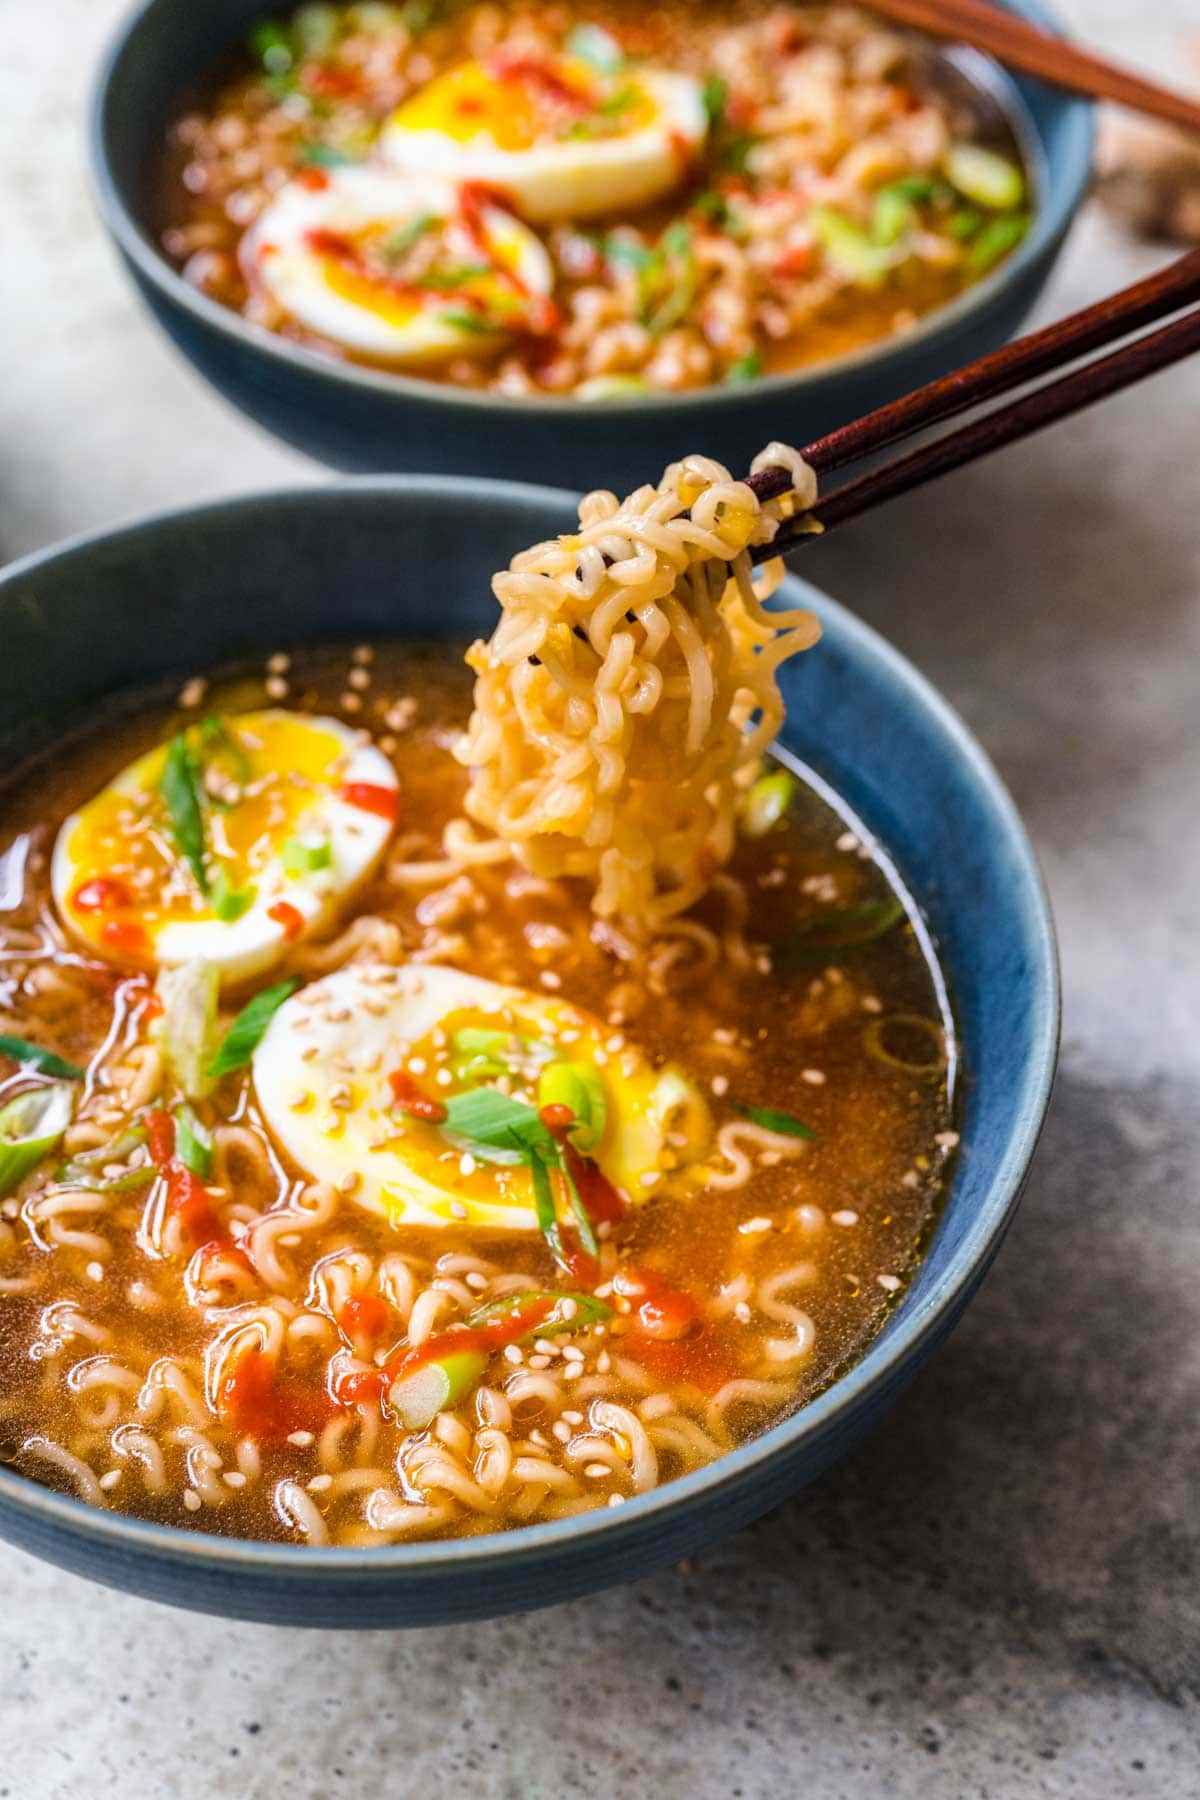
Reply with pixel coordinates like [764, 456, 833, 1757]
[52, 712, 398, 978]
[392, 57, 657, 151]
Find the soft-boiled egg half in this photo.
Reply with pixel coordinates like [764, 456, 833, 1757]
[52, 712, 397, 984]
[253, 962, 712, 1232]
[239, 167, 554, 363]
[379, 54, 708, 222]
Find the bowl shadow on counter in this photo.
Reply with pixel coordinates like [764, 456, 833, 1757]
[695, 1067, 1200, 1705]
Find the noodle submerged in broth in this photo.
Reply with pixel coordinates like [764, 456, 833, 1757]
[0, 458, 956, 1545]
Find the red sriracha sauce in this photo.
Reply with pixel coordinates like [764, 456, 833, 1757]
[338, 781, 399, 823]
[73, 876, 134, 912]
[267, 899, 305, 940]
[144, 1107, 226, 1250]
[387, 1067, 447, 1125]
[333, 1292, 559, 1408]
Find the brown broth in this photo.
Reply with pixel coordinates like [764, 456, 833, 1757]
[0, 644, 954, 1543]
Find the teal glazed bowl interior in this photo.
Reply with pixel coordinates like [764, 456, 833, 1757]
[91, 0, 1093, 489]
[0, 479, 1058, 1626]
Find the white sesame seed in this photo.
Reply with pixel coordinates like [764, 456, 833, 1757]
[607, 1492, 625, 1507]
[711, 1074, 729, 1096]
[339, 691, 363, 714]
[307, 1474, 333, 1493]
[503, 1344, 523, 1364]
[935, 1131, 960, 1150]
[347, 667, 371, 691]
[539, 970, 562, 990]
[287, 1431, 315, 1448]
[738, 1217, 773, 1235]
[596, 1351, 611, 1374]
[86, 1261, 104, 1282]
[408, 1057, 427, 1075]
[734, 1300, 752, 1324]
[352, 645, 373, 664]
[265, 675, 289, 700]
[877, 1274, 901, 1292]
[458, 1153, 477, 1177]
[832, 1209, 859, 1227]
[465, 1271, 487, 1290]
[338, 1171, 361, 1195]
[178, 676, 207, 709]
[448, 1200, 468, 1221]
[99, 1470, 122, 1492]
[183, 1489, 202, 1512]
[552, 1422, 571, 1444]
[801, 1068, 826, 1085]
[528, 1354, 551, 1369]
[435, 1068, 453, 1087]
[562, 1410, 583, 1425]
[861, 995, 883, 1014]
[223, 1471, 248, 1489]
[836, 831, 858, 851]
[266, 652, 291, 674]
[901, 1169, 919, 1189]
[586, 1463, 612, 1479]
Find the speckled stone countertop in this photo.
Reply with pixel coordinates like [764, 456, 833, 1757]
[2, 3, 1198, 1795]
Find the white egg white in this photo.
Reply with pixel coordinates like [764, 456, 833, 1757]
[239, 167, 553, 362]
[379, 67, 707, 222]
[52, 713, 397, 985]
[252, 962, 712, 1232]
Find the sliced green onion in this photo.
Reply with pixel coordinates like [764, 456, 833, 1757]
[947, 207, 984, 241]
[249, 21, 294, 72]
[536, 1061, 607, 1153]
[701, 73, 728, 128]
[945, 144, 1024, 212]
[199, 716, 251, 788]
[724, 349, 763, 384]
[734, 1103, 813, 1139]
[161, 736, 209, 896]
[872, 186, 916, 247]
[692, 189, 728, 225]
[740, 768, 796, 837]
[0, 1083, 75, 1198]
[387, 1349, 488, 1429]
[380, 213, 437, 262]
[208, 978, 300, 1081]
[644, 223, 695, 336]
[558, 1156, 598, 1257]
[0, 1036, 84, 1080]
[466, 1290, 612, 1334]
[530, 1154, 562, 1263]
[883, 174, 937, 203]
[597, 85, 639, 117]
[811, 208, 896, 288]
[283, 837, 332, 876]
[968, 214, 1029, 274]
[603, 234, 656, 271]
[173, 1103, 214, 1179]
[293, 4, 339, 55]
[299, 141, 355, 167]
[575, 374, 652, 401]
[441, 1087, 555, 1158]
[566, 23, 624, 73]
[157, 960, 220, 1101]
[438, 310, 497, 335]
[775, 895, 907, 962]
[211, 868, 257, 923]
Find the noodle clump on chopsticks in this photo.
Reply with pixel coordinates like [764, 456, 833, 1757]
[456, 443, 821, 933]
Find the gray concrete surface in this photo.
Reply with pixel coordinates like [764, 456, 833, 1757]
[2, 2, 1198, 1795]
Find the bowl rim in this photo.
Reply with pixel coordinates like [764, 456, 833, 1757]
[88, 0, 1094, 423]
[0, 473, 1061, 1577]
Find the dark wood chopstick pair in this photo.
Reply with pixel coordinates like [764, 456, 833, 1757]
[869, 0, 1200, 136]
[748, 247, 1200, 562]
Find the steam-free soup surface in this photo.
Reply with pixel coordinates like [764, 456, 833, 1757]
[0, 644, 953, 1544]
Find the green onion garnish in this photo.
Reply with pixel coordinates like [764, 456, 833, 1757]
[740, 768, 796, 836]
[466, 1290, 612, 1333]
[440, 1086, 597, 1265]
[774, 895, 907, 964]
[249, 21, 294, 72]
[724, 350, 763, 384]
[0, 1083, 75, 1199]
[211, 869, 257, 923]
[208, 979, 300, 1080]
[161, 735, 209, 896]
[299, 142, 355, 167]
[566, 23, 624, 73]
[173, 1103, 214, 1180]
[283, 837, 332, 876]
[536, 1061, 607, 1153]
[156, 960, 219, 1101]
[734, 1103, 813, 1139]
[380, 213, 438, 262]
[0, 1036, 84, 1080]
[438, 310, 497, 334]
[199, 716, 251, 789]
[701, 73, 728, 128]
[967, 214, 1029, 274]
[387, 1350, 488, 1429]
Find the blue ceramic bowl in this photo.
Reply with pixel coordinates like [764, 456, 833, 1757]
[90, 0, 1092, 489]
[0, 479, 1058, 1625]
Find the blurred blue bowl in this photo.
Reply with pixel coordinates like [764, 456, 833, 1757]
[0, 478, 1058, 1624]
[90, 0, 1092, 488]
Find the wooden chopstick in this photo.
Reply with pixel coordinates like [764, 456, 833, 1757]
[744, 250, 1200, 559]
[748, 246, 1200, 507]
[866, 0, 1200, 136]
